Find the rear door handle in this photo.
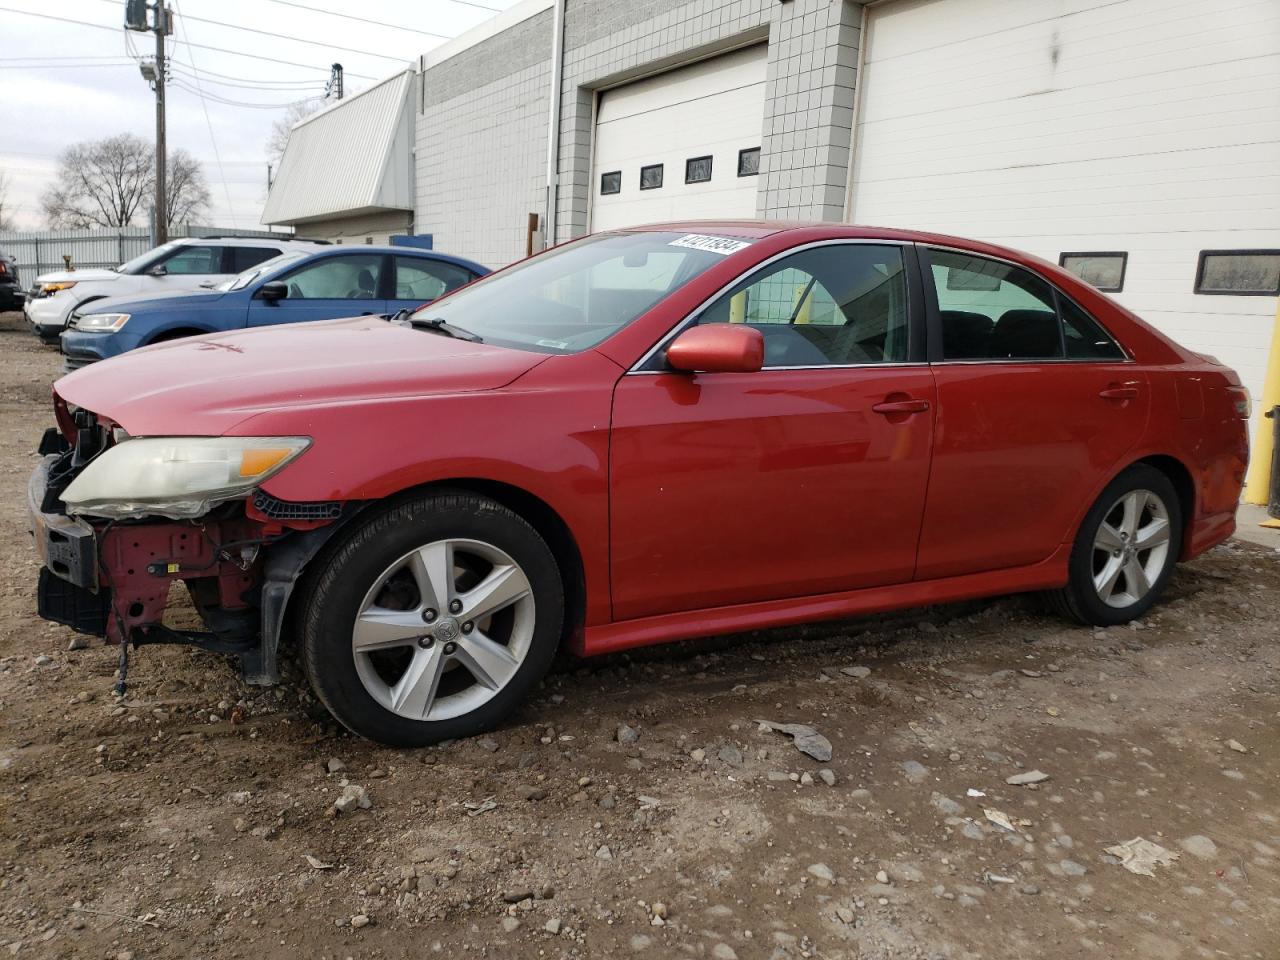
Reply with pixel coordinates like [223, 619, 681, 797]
[872, 398, 931, 415]
[1099, 383, 1140, 400]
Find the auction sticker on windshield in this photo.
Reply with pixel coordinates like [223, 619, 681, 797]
[667, 235, 751, 255]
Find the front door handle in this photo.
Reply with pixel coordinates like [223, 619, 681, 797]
[1099, 383, 1140, 400]
[872, 398, 930, 415]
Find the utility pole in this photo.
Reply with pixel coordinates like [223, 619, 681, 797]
[153, 4, 169, 244]
[125, 0, 170, 244]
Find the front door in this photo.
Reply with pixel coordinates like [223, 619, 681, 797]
[915, 246, 1149, 580]
[609, 242, 936, 621]
[248, 253, 388, 326]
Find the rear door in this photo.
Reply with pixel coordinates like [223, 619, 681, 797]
[915, 246, 1148, 580]
[389, 255, 478, 313]
[609, 241, 935, 620]
[247, 253, 388, 326]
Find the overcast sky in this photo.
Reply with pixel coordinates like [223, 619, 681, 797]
[1, 0, 520, 231]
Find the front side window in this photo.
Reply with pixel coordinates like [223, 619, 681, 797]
[930, 249, 1122, 361]
[222, 252, 307, 291]
[695, 244, 910, 368]
[280, 254, 383, 299]
[158, 245, 223, 275]
[394, 256, 474, 302]
[414, 231, 744, 354]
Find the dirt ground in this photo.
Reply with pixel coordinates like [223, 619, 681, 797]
[1, 310, 1278, 960]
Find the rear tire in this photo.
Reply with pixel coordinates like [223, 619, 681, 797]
[1047, 464, 1182, 626]
[299, 490, 563, 747]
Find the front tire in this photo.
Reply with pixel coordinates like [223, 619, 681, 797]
[1047, 465, 1182, 626]
[300, 491, 563, 746]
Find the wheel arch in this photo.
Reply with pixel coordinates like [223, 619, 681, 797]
[415, 478, 588, 649]
[1132, 454, 1197, 560]
[143, 324, 215, 345]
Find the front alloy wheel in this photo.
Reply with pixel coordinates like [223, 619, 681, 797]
[301, 491, 563, 746]
[352, 538, 535, 722]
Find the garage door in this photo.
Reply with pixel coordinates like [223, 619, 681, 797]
[590, 44, 767, 231]
[849, 0, 1280, 431]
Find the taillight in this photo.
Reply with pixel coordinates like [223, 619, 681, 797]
[0, 262, 8, 277]
[1226, 385, 1252, 419]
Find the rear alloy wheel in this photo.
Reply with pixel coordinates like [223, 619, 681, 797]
[301, 492, 563, 746]
[1048, 465, 1182, 626]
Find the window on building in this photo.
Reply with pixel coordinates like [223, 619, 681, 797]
[600, 170, 621, 195]
[280, 254, 383, 299]
[694, 244, 910, 367]
[737, 147, 760, 177]
[640, 164, 663, 190]
[685, 156, 712, 184]
[929, 249, 1123, 361]
[1059, 252, 1127, 292]
[1195, 250, 1280, 296]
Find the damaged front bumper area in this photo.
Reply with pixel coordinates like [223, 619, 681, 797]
[28, 418, 348, 685]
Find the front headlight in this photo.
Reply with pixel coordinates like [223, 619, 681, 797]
[73, 312, 130, 332]
[41, 281, 77, 294]
[61, 436, 311, 519]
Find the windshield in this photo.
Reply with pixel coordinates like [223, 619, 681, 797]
[115, 241, 182, 275]
[219, 251, 308, 291]
[410, 231, 750, 353]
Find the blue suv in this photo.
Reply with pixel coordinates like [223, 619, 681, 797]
[60, 246, 489, 371]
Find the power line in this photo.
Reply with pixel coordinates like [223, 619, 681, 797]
[171, 0, 237, 227]
[0, 7, 379, 79]
[259, 0, 472, 38]
[169, 67, 321, 93]
[92, 0, 430, 61]
[170, 79, 324, 109]
[0, 63, 136, 70]
[168, 62, 322, 89]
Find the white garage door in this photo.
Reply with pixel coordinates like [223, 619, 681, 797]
[590, 44, 767, 231]
[850, 0, 1280, 433]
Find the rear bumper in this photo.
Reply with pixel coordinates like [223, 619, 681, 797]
[1184, 509, 1236, 561]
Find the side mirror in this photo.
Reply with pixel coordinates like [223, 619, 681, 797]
[146, 264, 167, 277]
[666, 323, 764, 374]
[257, 280, 288, 302]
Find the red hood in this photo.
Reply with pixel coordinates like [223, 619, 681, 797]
[55, 317, 548, 436]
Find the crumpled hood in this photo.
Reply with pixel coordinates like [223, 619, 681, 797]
[55, 316, 548, 436]
[78, 288, 226, 314]
[35, 268, 120, 285]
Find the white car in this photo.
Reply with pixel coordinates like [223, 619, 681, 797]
[24, 236, 326, 342]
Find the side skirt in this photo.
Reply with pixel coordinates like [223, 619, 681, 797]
[580, 544, 1072, 657]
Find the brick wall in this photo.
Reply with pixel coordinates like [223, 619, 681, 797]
[414, 0, 864, 264]
[415, 11, 553, 268]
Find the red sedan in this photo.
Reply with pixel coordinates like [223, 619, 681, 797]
[29, 222, 1250, 746]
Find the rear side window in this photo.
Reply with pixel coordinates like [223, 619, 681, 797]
[229, 246, 282, 273]
[394, 256, 475, 302]
[928, 249, 1122, 361]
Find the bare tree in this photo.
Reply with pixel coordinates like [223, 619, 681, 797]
[39, 134, 214, 230]
[0, 171, 13, 231]
[165, 149, 211, 228]
[41, 133, 154, 228]
[267, 99, 325, 167]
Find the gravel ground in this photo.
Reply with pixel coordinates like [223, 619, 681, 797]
[1, 310, 1278, 960]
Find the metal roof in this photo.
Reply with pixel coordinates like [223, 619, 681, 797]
[261, 70, 415, 226]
